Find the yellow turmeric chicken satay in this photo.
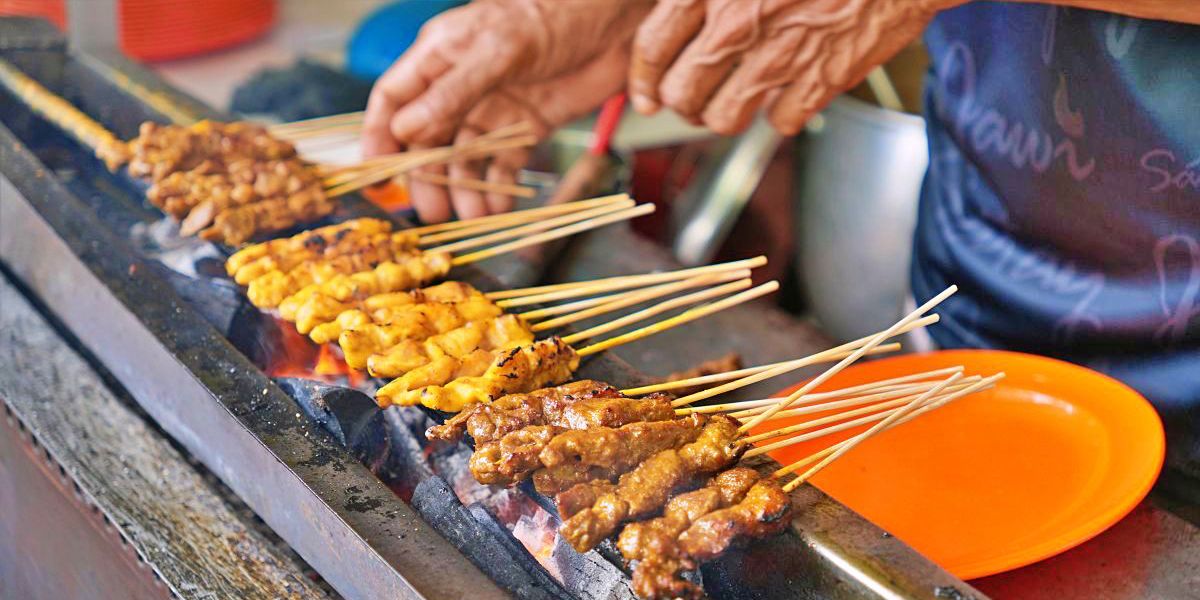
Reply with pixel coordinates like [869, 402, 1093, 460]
[375, 337, 580, 412]
[225, 218, 393, 276]
[246, 245, 424, 309]
[294, 281, 483, 335]
[273, 252, 453, 318]
[364, 313, 533, 378]
[233, 230, 420, 285]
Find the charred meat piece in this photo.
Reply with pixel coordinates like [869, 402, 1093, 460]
[224, 218, 393, 277]
[197, 185, 338, 246]
[558, 415, 747, 552]
[363, 314, 534, 377]
[426, 380, 623, 443]
[296, 281, 484, 337]
[469, 425, 563, 485]
[232, 228, 417, 285]
[274, 252, 453, 316]
[247, 245, 422, 308]
[677, 477, 793, 561]
[618, 468, 761, 600]
[124, 120, 296, 182]
[469, 414, 705, 488]
[331, 297, 508, 362]
[532, 413, 705, 495]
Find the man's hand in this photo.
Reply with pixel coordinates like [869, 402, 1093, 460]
[629, 0, 961, 135]
[362, 0, 650, 222]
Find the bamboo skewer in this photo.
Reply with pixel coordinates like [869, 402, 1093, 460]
[676, 366, 963, 415]
[562, 278, 755, 344]
[732, 377, 976, 421]
[452, 204, 654, 266]
[738, 285, 958, 433]
[777, 373, 964, 491]
[325, 135, 540, 197]
[771, 374, 1003, 481]
[415, 194, 630, 242]
[662, 314, 939, 408]
[574, 281, 779, 356]
[740, 377, 980, 449]
[428, 198, 635, 254]
[517, 269, 746, 322]
[269, 111, 365, 137]
[407, 171, 537, 198]
[528, 270, 749, 330]
[491, 256, 768, 304]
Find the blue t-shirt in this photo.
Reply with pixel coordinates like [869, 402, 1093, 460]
[912, 3, 1199, 473]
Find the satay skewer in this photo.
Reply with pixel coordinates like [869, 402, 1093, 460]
[772, 374, 1004, 483]
[427, 197, 636, 254]
[487, 256, 768, 303]
[676, 366, 964, 415]
[655, 314, 939, 408]
[268, 111, 365, 138]
[739, 285, 958, 433]
[741, 377, 982, 449]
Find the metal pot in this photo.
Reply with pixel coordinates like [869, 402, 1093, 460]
[794, 95, 928, 342]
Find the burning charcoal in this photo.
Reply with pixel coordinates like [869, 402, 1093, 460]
[412, 476, 571, 600]
[273, 377, 379, 450]
[135, 259, 248, 336]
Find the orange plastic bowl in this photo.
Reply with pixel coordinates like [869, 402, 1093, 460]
[756, 349, 1164, 579]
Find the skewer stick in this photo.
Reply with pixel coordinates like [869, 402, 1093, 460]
[676, 366, 962, 415]
[0, 59, 123, 155]
[663, 314, 939, 407]
[776, 376, 960, 492]
[269, 111, 364, 135]
[408, 171, 537, 198]
[517, 269, 747, 321]
[324, 134, 539, 196]
[528, 270, 749, 329]
[574, 281, 779, 356]
[771, 374, 1003, 481]
[491, 256, 768, 304]
[738, 285, 958, 433]
[429, 199, 635, 254]
[779, 373, 999, 492]
[452, 203, 655, 266]
[562, 278, 754, 344]
[414, 194, 630, 241]
[741, 377, 978, 447]
[279, 122, 363, 141]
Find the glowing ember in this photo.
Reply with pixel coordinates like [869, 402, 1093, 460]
[266, 316, 367, 386]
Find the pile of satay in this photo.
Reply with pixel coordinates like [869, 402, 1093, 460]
[217, 168, 1003, 597]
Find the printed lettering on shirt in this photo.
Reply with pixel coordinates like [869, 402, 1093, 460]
[1154, 234, 1200, 345]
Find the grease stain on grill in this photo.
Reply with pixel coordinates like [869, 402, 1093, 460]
[344, 493, 383, 513]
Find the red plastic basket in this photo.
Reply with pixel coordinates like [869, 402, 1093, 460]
[0, 0, 276, 62]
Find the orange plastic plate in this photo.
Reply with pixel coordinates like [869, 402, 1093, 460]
[756, 349, 1164, 579]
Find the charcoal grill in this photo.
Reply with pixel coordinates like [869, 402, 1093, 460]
[0, 17, 983, 599]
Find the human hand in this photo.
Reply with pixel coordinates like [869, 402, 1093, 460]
[411, 43, 634, 222]
[629, 0, 962, 135]
[361, 0, 649, 222]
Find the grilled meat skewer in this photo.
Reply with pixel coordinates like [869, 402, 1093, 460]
[360, 314, 533, 378]
[339, 299, 510, 368]
[293, 280, 483, 337]
[470, 414, 706, 486]
[376, 337, 580, 411]
[618, 467, 762, 600]
[557, 414, 746, 553]
[225, 218, 395, 278]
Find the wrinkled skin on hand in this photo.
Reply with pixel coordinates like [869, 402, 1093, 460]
[362, 0, 651, 223]
[630, 0, 963, 135]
